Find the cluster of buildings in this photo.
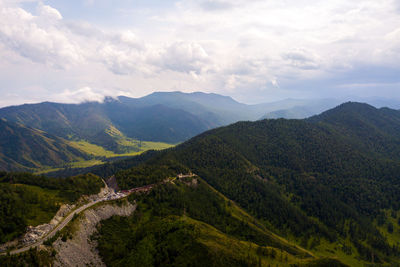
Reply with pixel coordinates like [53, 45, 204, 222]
[22, 224, 53, 245]
[104, 191, 126, 201]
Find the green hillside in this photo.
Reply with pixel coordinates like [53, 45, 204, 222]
[68, 139, 172, 158]
[0, 175, 344, 267]
[95, 176, 346, 266]
[0, 116, 174, 172]
[2, 102, 400, 266]
[88, 102, 400, 265]
[35, 138, 174, 174]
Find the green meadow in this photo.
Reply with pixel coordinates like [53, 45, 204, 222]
[35, 139, 174, 174]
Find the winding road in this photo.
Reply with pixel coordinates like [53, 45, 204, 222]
[1, 179, 161, 256]
[7, 198, 106, 255]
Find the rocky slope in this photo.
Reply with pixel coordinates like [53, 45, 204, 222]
[53, 200, 136, 267]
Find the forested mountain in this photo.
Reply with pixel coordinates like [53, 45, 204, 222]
[2, 102, 400, 266]
[77, 102, 400, 266]
[0, 119, 89, 171]
[1, 92, 397, 173]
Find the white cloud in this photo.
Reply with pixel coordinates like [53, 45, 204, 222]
[155, 41, 210, 73]
[0, 4, 83, 68]
[37, 3, 62, 20]
[52, 87, 105, 103]
[0, 0, 400, 105]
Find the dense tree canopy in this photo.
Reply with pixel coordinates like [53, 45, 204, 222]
[95, 103, 400, 264]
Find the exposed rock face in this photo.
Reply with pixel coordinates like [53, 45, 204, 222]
[21, 186, 113, 247]
[106, 175, 119, 192]
[53, 200, 136, 267]
[49, 204, 76, 226]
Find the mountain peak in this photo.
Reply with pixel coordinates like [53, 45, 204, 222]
[308, 102, 378, 122]
[334, 101, 375, 109]
[145, 91, 237, 103]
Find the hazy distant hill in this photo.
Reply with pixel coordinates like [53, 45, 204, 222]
[0, 119, 89, 171]
[263, 106, 318, 119]
[0, 99, 213, 149]
[102, 102, 213, 143]
[261, 99, 342, 119]
[117, 91, 256, 124]
[121, 92, 344, 123]
[261, 97, 400, 119]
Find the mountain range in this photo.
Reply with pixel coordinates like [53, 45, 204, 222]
[0, 91, 399, 173]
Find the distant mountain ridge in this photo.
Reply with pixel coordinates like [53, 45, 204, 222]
[1, 91, 398, 172]
[261, 99, 342, 119]
[117, 91, 255, 124]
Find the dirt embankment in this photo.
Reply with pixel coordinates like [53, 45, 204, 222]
[53, 200, 136, 267]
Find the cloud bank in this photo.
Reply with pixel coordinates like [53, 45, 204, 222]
[0, 0, 399, 106]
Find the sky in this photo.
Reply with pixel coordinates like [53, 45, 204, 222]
[0, 0, 399, 107]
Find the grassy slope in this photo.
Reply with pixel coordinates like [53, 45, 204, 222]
[95, 178, 345, 266]
[180, 179, 359, 267]
[189, 216, 346, 267]
[202, 176, 313, 258]
[68, 139, 173, 158]
[375, 210, 400, 248]
[35, 139, 173, 174]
